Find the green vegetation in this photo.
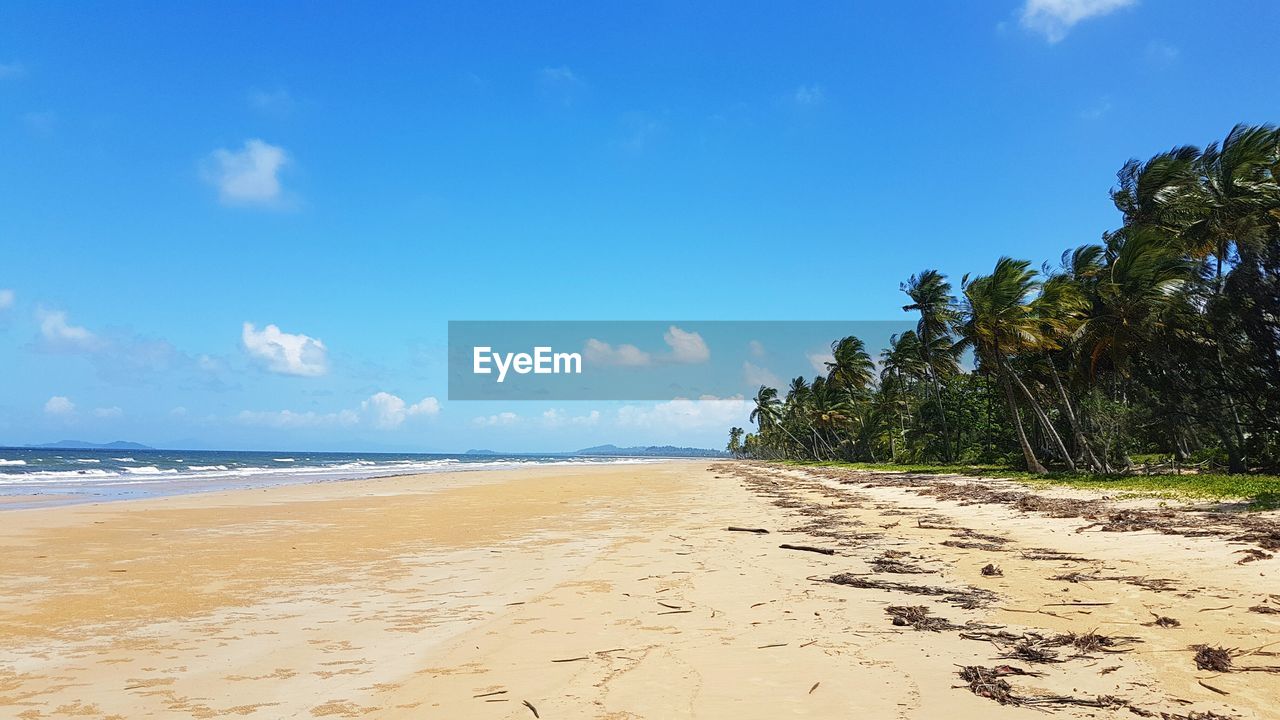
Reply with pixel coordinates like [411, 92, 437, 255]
[735, 123, 1280, 481]
[777, 459, 1280, 509]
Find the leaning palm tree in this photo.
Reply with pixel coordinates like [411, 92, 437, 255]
[957, 258, 1074, 473]
[749, 385, 790, 458]
[826, 336, 876, 396]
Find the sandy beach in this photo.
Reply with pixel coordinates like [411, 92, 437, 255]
[1, 461, 1277, 719]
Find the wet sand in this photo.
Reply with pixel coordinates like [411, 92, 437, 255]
[0, 461, 1276, 718]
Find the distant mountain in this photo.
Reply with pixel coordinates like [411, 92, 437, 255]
[575, 444, 728, 458]
[465, 449, 499, 455]
[31, 440, 154, 450]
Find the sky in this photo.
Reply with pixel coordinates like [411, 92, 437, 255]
[1, 1, 1277, 452]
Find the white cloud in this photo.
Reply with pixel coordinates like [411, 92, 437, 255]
[203, 139, 289, 206]
[361, 392, 440, 429]
[170, 406, 188, 417]
[584, 326, 710, 367]
[94, 406, 123, 419]
[615, 395, 751, 431]
[242, 322, 327, 377]
[663, 326, 710, 364]
[1019, 0, 1136, 43]
[542, 408, 601, 427]
[747, 340, 766, 358]
[743, 361, 782, 390]
[807, 351, 835, 375]
[44, 395, 75, 416]
[584, 338, 652, 367]
[793, 84, 825, 106]
[0, 289, 13, 310]
[36, 308, 100, 350]
[473, 412, 519, 426]
[237, 408, 359, 428]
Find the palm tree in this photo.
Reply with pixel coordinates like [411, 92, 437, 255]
[879, 331, 925, 461]
[958, 258, 1076, 473]
[826, 335, 876, 396]
[726, 426, 745, 458]
[902, 270, 961, 461]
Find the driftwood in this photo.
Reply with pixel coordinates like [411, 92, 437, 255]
[780, 543, 836, 555]
[727, 526, 770, 534]
[522, 700, 540, 717]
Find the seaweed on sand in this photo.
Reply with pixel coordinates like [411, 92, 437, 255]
[870, 552, 936, 574]
[827, 574, 998, 609]
[1194, 645, 1235, 672]
[956, 666, 1144, 712]
[885, 605, 957, 631]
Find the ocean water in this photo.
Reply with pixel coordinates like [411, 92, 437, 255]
[0, 448, 659, 508]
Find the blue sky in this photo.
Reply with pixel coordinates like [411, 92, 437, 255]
[1, 1, 1277, 452]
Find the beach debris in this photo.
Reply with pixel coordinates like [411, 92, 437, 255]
[1193, 645, 1235, 672]
[1234, 548, 1273, 564]
[960, 628, 1139, 657]
[828, 574, 997, 609]
[1191, 644, 1280, 674]
[871, 552, 935, 574]
[779, 543, 836, 556]
[785, 466, 1280, 552]
[551, 656, 589, 663]
[940, 540, 1005, 552]
[1248, 604, 1279, 614]
[981, 563, 1003, 577]
[1020, 548, 1091, 562]
[1049, 570, 1177, 592]
[757, 643, 788, 649]
[885, 605, 957, 631]
[808, 681, 820, 694]
[1054, 630, 1135, 654]
[522, 700, 540, 718]
[1001, 639, 1062, 664]
[473, 690, 507, 698]
[726, 526, 770, 534]
[1145, 612, 1182, 627]
[956, 666, 1142, 711]
[1197, 679, 1230, 695]
[955, 665, 1038, 704]
[952, 528, 1010, 545]
[1162, 711, 1233, 720]
[656, 601, 681, 609]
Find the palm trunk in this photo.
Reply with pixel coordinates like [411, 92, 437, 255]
[1005, 362, 1076, 471]
[1048, 361, 1104, 472]
[1000, 368, 1047, 474]
[927, 369, 953, 463]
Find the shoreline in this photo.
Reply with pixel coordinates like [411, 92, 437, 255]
[0, 455, 678, 511]
[1, 461, 1275, 718]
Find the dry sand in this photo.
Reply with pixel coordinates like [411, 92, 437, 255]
[0, 460, 1276, 719]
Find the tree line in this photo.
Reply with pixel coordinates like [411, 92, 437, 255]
[728, 124, 1280, 474]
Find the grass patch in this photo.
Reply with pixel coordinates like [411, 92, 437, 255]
[778, 460, 1280, 509]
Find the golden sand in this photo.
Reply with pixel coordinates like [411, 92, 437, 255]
[0, 461, 1275, 718]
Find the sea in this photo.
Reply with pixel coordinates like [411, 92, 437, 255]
[0, 448, 660, 508]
